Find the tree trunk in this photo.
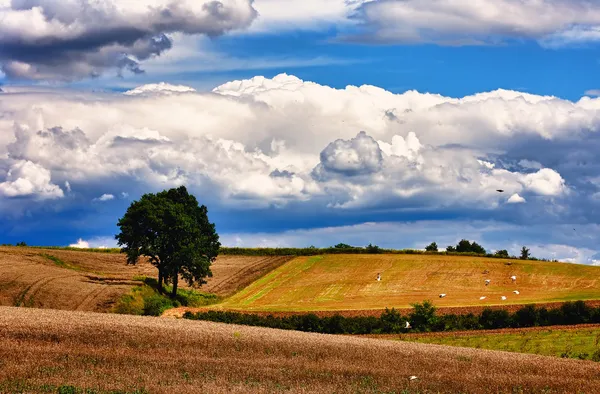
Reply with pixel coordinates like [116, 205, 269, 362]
[171, 269, 179, 298]
[157, 268, 163, 294]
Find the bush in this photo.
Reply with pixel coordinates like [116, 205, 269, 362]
[409, 301, 439, 332]
[143, 294, 177, 316]
[425, 242, 438, 252]
[183, 301, 600, 335]
[365, 243, 381, 254]
[479, 308, 512, 329]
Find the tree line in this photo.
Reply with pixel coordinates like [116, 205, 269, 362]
[426, 240, 533, 260]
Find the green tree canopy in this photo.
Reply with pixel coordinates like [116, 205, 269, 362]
[520, 246, 530, 260]
[115, 186, 220, 297]
[425, 242, 438, 252]
[494, 249, 509, 258]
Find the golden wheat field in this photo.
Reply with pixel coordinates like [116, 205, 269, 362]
[1, 306, 599, 394]
[217, 254, 600, 312]
[0, 247, 289, 312]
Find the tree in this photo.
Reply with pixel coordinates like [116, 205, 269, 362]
[494, 249, 509, 258]
[115, 186, 220, 297]
[365, 243, 381, 254]
[334, 243, 352, 249]
[425, 242, 438, 252]
[455, 239, 473, 253]
[16, 241, 27, 247]
[520, 246, 530, 260]
[470, 242, 486, 255]
[446, 245, 456, 252]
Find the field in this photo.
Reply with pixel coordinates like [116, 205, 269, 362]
[216, 254, 600, 312]
[384, 325, 600, 361]
[2, 306, 600, 394]
[0, 247, 289, 312]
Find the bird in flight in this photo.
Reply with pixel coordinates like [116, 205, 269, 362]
[496, 189, 504, 193]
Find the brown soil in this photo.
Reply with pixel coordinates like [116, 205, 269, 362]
[2, 306, 599, 394]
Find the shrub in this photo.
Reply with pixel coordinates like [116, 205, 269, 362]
[409, 301, 439, 332]
[425, 242, 438, 252]
[479, 308, 512, 329]
[143, 294, 176, 316]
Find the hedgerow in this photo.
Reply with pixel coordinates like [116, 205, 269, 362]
[183, 300, 600, 335]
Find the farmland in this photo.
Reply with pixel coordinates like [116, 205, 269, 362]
[217, 254, 600, 312]
[387, 325, 600, 361]
[2, 306, 600, 394]
[0, 246, 289, 312]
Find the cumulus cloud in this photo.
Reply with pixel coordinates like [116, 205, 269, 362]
[0, 0, 257, 80]
[348, 0, 600, 46]
[507, 193, 526, 204]
[69, 238, 90, 249]
[93, 194, 115, 202]
[0, 160, 63, 199]
[0, 73, 597, 225]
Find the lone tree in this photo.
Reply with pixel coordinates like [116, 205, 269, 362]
[115, 186, 220, 297]
[520, 246, 530, 260]
[425, 242, 438, 252]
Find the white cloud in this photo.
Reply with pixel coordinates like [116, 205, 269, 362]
[507, 193, 526, 204]
[0, 160, 63, 199]
[349, 0, 600, 46]
[124, 83, 197, 96]
[94, 194, 115, 202]
[69, 238, 90, 249]
[121, 192, 129, 199]
[64, 181, 71, 193]
[0, 0, 257, 80]
[246, 0, 365, 33]
[0, 73, 597, 214]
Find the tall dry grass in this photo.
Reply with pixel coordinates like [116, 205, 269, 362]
[1, 306, 599, 393]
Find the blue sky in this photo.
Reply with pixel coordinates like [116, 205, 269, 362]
[2, 0, 600, 264]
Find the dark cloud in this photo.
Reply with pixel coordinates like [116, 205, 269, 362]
[0, 0, 257, 80]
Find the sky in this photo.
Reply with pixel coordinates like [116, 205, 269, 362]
[1, 0, 600, 264]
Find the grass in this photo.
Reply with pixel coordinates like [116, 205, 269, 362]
[217, 254, 600, 312]
[41, 253, 85, 272]
[113, 278, 219, 316]
[2, 306, 600, 393]
[399, 327, 600, 361]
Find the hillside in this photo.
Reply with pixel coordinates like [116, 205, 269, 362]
[217, 254, 600, 312]
[0, 247, 290, 312]
[1, 306, 599, 394]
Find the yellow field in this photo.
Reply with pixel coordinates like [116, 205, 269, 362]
[217, 254, 600, 312]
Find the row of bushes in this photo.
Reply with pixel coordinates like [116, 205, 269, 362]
[183, 301, 600, 334]
[9, 244, 552, 262]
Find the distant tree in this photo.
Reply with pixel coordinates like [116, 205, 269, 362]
[115, 186, 220, 297]
[494, 249, 509, 258]
[455, 239, 473, 253]
[365, 243, 381, 254]
[470, 242, 486, 255]
[520, 246, 530, 260]
[16, 241, 27, 247]
[446, 246, 456, 252]
[334, 243, 352, 249]
[425, 242, 438, 252]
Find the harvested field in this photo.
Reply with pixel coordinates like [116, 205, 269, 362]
[0, 247, 289, 312]
[1, 307, 600, 394]
[217, 254, 600, 312]
[367, 325, 600, 361]
[202, 255, 294, 297]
